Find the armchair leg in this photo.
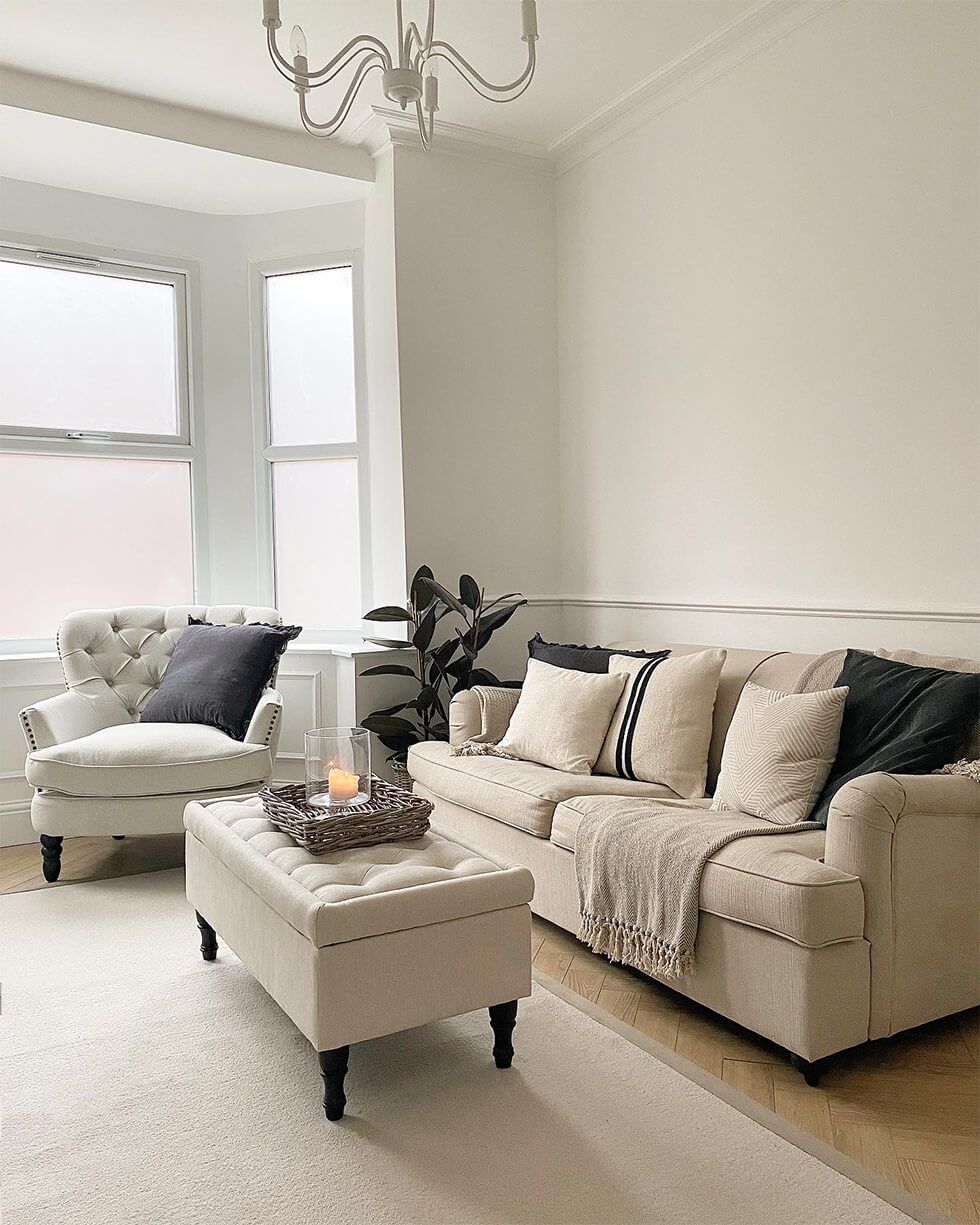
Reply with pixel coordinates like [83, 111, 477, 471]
[40, 835, 64, 883]
[112, 835, 126, 841]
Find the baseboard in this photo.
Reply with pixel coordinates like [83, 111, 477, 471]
[0, 801, 35, 848]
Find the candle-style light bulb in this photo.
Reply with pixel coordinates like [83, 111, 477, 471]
[290, 24, 308, 59]
[423, 57, 440, 113]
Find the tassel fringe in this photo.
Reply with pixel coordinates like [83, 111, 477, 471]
[579, 913, 693, 981]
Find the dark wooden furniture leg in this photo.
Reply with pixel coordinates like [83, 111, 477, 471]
[790, 1053, 830, 1086]
[112, 835, 126, 840]
[195, 912, 218, 961]
[318, 1047, 350, 1120]
[40, 834, 63, 883]
[489, 1000, 519, 1068]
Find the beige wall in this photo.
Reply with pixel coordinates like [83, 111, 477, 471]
[556, 0, 979, 654]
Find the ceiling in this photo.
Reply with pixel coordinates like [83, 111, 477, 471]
[0, 0, 753, 150]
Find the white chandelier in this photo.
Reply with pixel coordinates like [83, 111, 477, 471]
[261, 0, 539, 149]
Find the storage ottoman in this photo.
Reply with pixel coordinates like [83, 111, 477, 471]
[183, 795, 535, 1119]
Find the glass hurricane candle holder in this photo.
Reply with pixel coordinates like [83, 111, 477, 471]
[305, 727, 371, 809]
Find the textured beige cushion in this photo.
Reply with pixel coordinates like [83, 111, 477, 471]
[711, 683, 848, 824]
[409, 741, 679, 837]
[553, 795, 862, 947]
[496, 658, 626, 774]
[595, 650, 726, 799]
[184, 796, 534, 948]
[26, 724, 271, 797]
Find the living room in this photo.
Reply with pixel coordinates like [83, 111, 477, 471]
[1, 2, 977, 1223]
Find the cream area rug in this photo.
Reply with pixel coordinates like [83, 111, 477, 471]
[1, 870, 930, 1225]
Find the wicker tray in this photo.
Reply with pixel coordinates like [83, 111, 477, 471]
[259, 775, 431, 855]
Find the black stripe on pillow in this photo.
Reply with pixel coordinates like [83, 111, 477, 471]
[615, 657, 664, 780]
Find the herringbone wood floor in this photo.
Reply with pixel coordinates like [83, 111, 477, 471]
[3, 836, 977, 1222]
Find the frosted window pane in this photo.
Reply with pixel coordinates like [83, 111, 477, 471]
[0, 261, 179, 436]
[0, 454, 193, 639]
[273, 459, 361, 630]
[267, 267, 356, 446]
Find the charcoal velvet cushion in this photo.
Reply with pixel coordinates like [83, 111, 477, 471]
[528, 633, 670, 674]
[810, 649, 980, 824]
[140, 620, 301, 741]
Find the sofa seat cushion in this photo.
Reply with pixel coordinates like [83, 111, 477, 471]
[408, 741, 679, 837]
[552, 795, 864, 948]
[26, 724, 272, 798]
[184, 796, 534, 948]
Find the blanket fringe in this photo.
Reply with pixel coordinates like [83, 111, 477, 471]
[579, 913, 694, 982]
[451, 741, 518, 759]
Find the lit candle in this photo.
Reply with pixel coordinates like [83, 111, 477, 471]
[328, 767, 360, 805]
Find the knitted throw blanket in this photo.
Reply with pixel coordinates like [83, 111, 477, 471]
[575, 798, 820, 980]
[452, 686, 522, 758]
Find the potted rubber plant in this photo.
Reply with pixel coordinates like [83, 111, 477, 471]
[360, 565, 526, 780]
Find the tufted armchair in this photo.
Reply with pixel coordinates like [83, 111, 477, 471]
[19, 605, 286, 882]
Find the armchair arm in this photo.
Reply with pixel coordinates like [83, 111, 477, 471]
[449, 690, 482, 747]
[824, 772, 980, 1039]
[19, 690, 126, 752]
[245, 688, 284, 756]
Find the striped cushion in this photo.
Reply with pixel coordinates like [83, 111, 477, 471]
[711, 683, 848, 824]
[595, 650, 726, 799]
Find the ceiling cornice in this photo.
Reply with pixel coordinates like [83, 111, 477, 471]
[353, 106, 555, 176]
[550, 0, 844, 175]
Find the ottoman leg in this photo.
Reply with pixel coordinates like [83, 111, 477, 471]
[489, 1000, 518, 1068]
[318, 1047, 350, 1121]
[195, 912, 218, 962]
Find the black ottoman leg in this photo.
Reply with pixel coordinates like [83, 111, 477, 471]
[40, 835, 63, 883]
[489, 1000, 519, 1068]
[318, 1047, 350, 1120]
[195, 912, 218, 961]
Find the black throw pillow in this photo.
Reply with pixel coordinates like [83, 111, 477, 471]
[528, 633, 670, 674]
[140, 620, 302, 741]
[811, 649, 979, 825]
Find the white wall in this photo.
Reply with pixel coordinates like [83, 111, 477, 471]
[556, 0, 979, 655]
[390, 144, 563, 677]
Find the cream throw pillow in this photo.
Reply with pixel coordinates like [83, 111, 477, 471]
[594, 649, 726, 799]
[496, 658, 627, 775]
[711, 682, 848, 824]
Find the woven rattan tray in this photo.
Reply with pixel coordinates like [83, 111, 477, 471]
[259, 775, 431, 855]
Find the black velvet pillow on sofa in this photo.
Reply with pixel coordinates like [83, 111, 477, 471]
[810, 648, 979, 825]
[528, 634, 670, 674]
[140, 620, 301, 741]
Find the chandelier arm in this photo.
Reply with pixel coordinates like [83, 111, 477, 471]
[266, 29, 381, 91]
[268, 25, 392, 80]
[298, 60, 383, 135]
[426, 37, 534, 97]
[426, 39, 535, 102]
[415, 99, 436, 150]
[405, 0, 436, 67]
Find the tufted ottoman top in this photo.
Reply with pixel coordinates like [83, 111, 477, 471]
[184, 796, 535, 949]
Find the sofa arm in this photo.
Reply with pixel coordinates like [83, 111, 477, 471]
[19, 690, 124, 752]
[824, 772, 980, 1039]
[449, 691, 482, 747]
[245, 688, 284, 756]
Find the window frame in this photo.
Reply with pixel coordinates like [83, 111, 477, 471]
[0, 235, 208, 652]
[250, 251, 372, 641]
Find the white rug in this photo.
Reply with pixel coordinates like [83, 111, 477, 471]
[1, 870, 929, 1225]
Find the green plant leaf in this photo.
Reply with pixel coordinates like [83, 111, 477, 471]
[420, 577, 467, 618]
[459, 574, 481, 610]
[415, 684, 438, 711]
[468, 668, 501, 687]
[410, 564, 434, 610]
[360, 664, 418, 678]
[431, 638, 460, 668]
[370, 700, 412, 717]
[364, 637, 414, 650]
[478, 603, 521, 635]
[455, 628, 479, 660]
[412, 607, 437, 652]
[363, 605, 412, 622]
[482, 593, 526, 611]
[379, 731, 421, 753]
[362, 714, 419, 736]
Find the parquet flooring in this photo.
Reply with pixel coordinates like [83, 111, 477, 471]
[3, 839, 976, 1222]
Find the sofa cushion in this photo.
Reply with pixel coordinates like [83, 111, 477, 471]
[408, 741, 679, 837]
[26, 723, 272, 798]
[552, 795, 863, 948]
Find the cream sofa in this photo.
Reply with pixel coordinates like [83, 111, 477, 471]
[408, 641, 980, 1081]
